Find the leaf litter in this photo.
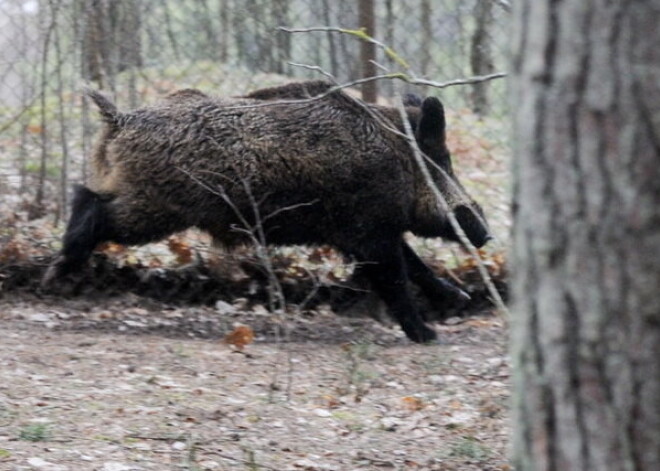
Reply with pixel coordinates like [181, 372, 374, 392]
[0, 291, 511, 471]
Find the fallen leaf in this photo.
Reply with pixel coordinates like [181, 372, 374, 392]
[167, 236, 193, 265]
[402, 396, 426, 411]
[98, 242, 127, 255]
[224, 325, 254, 351]
[322, 394, 340, 409]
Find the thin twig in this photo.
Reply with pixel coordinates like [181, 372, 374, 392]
[287, 62, 338, 82]
[279, 26, 410, 69]
[176, 166, 311, 403]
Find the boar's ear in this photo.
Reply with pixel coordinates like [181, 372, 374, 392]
[416, 97, 446, 149]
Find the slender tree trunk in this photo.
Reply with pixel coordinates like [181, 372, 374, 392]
[195, 0, 216, 61]
[54, 9, 69, 225]
[119, 0, 141, 107]
[337, 0, 358, 82]
[417, 0, 432, 97]
[33, 0, 58, 219]
[117, 0, 142, 72]
[382, 0, 394, 96]
[245, 0, 265, 71]
[272, 0, 290, 74]
[17, 3, 32, 195]
[83, 0, 114, 89]
[419, 0, 432, 77]
[512, 2, 660, 470]
[470, 0, 494, 116]
[255, 0, 269, 71]
[358, 0, 377, 102]
[82, 0, 102, 86]
[321, 0, 338, 77]
[76, 0, 90, 184]
[163, 0, 181, 61]
[18, 122, 28, 194]
[233, 4, 246, 65]
[219, 0, 229, 63]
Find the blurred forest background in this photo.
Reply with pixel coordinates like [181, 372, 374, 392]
[0, 0, 511, 279]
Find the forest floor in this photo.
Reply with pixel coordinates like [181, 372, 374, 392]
[0, 258, 511, 471]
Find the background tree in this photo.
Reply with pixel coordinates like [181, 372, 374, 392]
[469, 0, 494, 115]
[511, 1, 660, 470]
[358, 0, 377, 102]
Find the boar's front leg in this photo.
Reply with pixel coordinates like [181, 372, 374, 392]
[355, 239, 437, 343]
[401, 242, 471, 315]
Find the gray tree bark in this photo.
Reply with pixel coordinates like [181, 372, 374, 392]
[511, 2, 660, 470]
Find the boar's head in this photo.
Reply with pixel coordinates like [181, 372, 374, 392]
[410, 96, 492, 248]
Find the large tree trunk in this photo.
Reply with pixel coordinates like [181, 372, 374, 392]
[511, 2, 660, 470]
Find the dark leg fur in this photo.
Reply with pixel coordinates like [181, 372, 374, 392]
[401, 242, 471, 316]
[355, 239, 437, 343]
[43, 185, 113, 284]
[350, 241, 471, 324]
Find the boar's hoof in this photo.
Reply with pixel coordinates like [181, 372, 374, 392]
[41, 257, 65, 288]
[404, 322, 438, 343]
[436, 278, 471, 309]
[41, 256, 83, 288]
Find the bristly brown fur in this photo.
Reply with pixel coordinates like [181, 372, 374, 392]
[46, 80, 491, 343]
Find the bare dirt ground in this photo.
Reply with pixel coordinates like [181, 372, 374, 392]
[0, 291, 511, 471]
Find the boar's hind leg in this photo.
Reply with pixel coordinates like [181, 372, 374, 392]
[356, 240, 437, 343]
[401, 242, 471, 316]
[43, 185, 114, 284]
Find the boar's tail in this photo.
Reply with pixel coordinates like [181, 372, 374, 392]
[85, 88, 121, 126]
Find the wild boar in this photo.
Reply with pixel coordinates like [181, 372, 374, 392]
[44, 80, 490, 343]
[243, 81, 482, 317]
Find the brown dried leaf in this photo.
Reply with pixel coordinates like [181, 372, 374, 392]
[224, 325, 255, 351]
[167, 237, 193, 265]
[402, 396, 426, 411]
[0, 238, 28, 262]
[322, 394, 341, 409]
[98, 242, 128, 255]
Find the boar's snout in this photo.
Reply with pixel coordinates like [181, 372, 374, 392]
[452, 205, 492, 248]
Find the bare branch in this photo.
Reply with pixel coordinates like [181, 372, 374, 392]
[400, 72, 507, 88]
[176, 166, 319, 319]
[261, 200, 319, 224]
[217, 72, 506, 115]
[286, 62, 338, 82]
